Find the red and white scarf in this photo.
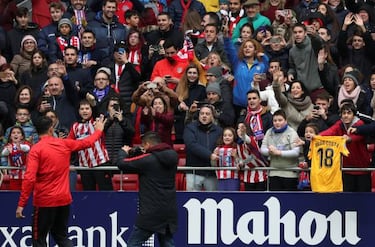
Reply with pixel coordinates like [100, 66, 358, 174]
[56, 36, 80, 56]
[245, 106, 264, 141]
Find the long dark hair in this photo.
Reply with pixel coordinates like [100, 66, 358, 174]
[30, 50, 48, 74]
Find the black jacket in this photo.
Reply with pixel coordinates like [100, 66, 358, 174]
[183, 121, 223, 176]
[117, 143, 178, 234]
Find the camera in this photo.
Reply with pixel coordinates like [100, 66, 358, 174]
[58, 128, 69, 137]
[42, 95, 53, 105]
[112, 103, 120, 112]
[146, 83, 157, 89]
[276, 9, 290, 17]
[313, 105, 320, 110]
[128, 146, 145, 157]
[118, 48, 125, 55]
[151, 45, 161, 52]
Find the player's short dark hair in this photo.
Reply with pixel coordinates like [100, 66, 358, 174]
[34, 116, 53, 135]
[142, 131, 162, 144]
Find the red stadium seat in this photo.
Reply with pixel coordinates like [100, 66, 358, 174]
[112, 174, 139, 191]
[75, 174, 83, 191]
[175, 158, 186, 191]
[173, 144, 186, 159]
[0, 174, 10, 190]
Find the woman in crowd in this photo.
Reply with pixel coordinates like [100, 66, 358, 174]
[272, 71, 313, 130]
[141, 96, 174, 146]
[335, 71, 371, 116]
[10, 35, 38, 79]
[224, 26, 269, 110]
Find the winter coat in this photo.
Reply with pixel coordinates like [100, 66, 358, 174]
[273, 81, 314, 130]
[117, 143, 178, 234]
[183, 121, 223, 176]
[320, 118, 371, 175]
[87, 12, 127, 61]
[104, 116, 134, 165]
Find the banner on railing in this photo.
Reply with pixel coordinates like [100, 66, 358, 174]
[0, 192, 373, 246]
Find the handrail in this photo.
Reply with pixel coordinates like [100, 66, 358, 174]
[1, 166, 374, 191]
[2, 166, 375, 171]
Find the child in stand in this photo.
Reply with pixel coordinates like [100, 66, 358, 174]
[295, 123, 319, 190]
[3, 106, 38, 144]
[1, 126, 31, 190]
[260, 109, 300, 191]
[68, 99, 113, 191]
[49, 18, 80, 62]
[236, 122, 269, 191]
[211, 127, 240, 191]
[299, 123, 319, 167]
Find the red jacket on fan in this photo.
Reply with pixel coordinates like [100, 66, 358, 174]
[18, 130, 103, 208]
[320, 118, 371, 175]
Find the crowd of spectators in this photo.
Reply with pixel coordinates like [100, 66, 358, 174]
[1, 0, 375, 192]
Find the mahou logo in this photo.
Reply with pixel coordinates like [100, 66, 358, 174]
[184, 196, 361, 245]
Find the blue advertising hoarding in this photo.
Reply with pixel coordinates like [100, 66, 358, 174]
[0, 191, 373, 246]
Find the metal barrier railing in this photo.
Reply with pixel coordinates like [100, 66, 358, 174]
[2, 166, 375, 191]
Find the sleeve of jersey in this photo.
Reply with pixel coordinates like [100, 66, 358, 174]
[65, 130, 102, 152]
[18, 149, 39, 207]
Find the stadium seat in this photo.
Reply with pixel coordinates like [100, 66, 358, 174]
[175, 158, 186, 191]
[112, 174, 139, 191]
[173, 144, 186, 159]
[75, 174, 83, 191]
[0, 174, 10, 190]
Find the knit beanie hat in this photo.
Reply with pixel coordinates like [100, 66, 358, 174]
[97, 67, 111, 77]
[342, 71, 359, 86]
[21, 35, 37, 47]
[206, 66, 222, 78]
[206, 82, 222, 97]
[58, 18, 73, 29]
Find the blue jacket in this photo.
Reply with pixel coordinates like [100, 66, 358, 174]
[183, 121, 223, 176]
[38, 22, 58, 56]
[87, 12, 127, 61]
[224, 37, 269, 108]
[168, 0, 206, 30]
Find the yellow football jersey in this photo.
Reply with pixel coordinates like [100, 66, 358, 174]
[308, 136, 349, 193]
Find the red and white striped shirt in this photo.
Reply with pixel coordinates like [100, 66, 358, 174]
[212, 145, 239, 179]
[68, 119, 109, 167]
[237, 135, 268, 183]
